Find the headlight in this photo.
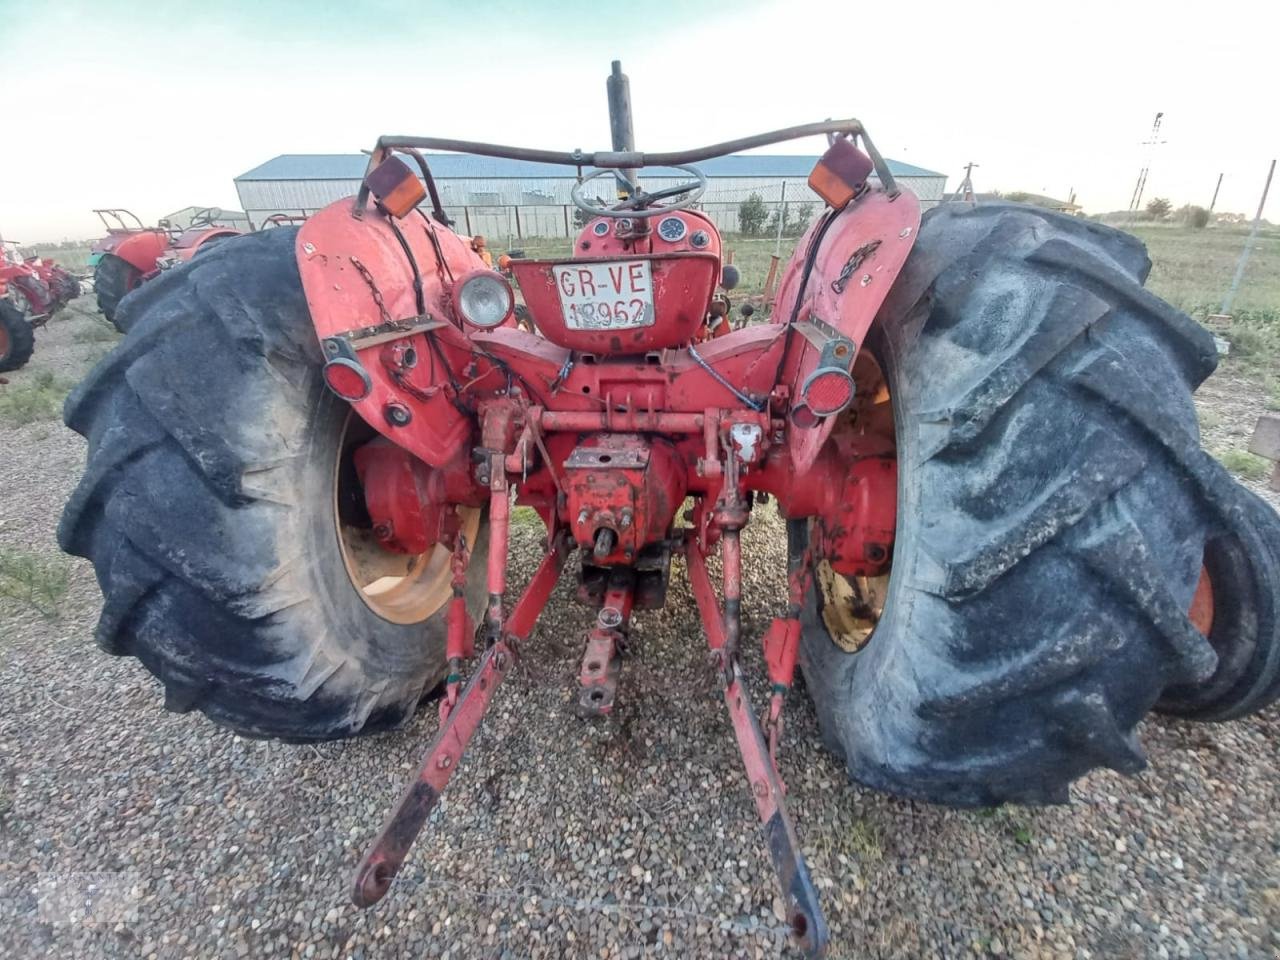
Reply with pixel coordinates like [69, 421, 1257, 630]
[453, 270, 513, 328]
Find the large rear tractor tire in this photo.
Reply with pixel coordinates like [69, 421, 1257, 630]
[0, 299, 35, 372]
[94, 253, 142, 331]
[798, 203, 1280, 807]
[60, 228, 489, 741]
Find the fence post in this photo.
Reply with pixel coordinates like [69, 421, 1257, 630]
[514, 205, 522, 239]
[464, 206, 472, 235]
[1221, 158, 1276, 315]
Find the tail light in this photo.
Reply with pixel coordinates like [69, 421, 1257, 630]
[453, 270, 514, 328]
[323, 357, 372, 401]
[799, 367, 855, 418]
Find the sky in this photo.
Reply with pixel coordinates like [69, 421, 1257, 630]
[1, 0, 1276, 243]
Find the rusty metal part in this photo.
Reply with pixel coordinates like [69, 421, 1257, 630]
[351, 530, 569, 908]
[351, 637, 514, 908]
[576, 568, 635, 717]
[563, 434, 685, 565]
[359, 117, 894, 183]
[505, 530, 573, 643]
[685, 457, 832, 955]
[685, 533, 727, 654]
[830, 239, 883, 294]
[439, 531, 474, 723]
[720, 662, 829, 957]
[485, 451, 510, 643]
[329, 316, 446, 350]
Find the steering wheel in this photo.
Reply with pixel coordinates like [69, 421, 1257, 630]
[189, 207, 221, 228]
[571, 164, 707, 219]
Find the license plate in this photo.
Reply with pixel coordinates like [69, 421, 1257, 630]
[552, 260, 654, 330]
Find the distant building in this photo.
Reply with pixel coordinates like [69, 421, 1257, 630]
[233, 153, 947, 238]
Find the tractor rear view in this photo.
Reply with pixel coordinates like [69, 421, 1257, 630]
[89, 207, 241, 329]
[60, 63, 1280, 956]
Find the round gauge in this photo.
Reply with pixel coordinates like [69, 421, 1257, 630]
[690, 230, 710, 248]
[657, 216, 687, 243]
[592, 220, 610, 237]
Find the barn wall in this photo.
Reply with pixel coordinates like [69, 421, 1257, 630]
[236, 174, 945, 236]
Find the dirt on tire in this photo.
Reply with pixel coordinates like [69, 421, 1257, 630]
[797, 203, 1280, 807]
[59, 228, 489, 740]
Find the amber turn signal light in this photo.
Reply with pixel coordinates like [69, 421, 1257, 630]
[808, 138, 874, 211]
[366, 156, 427, 219]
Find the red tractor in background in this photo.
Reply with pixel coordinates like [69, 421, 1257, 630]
[60, 63, 1280, 955]
[89, 207, 241, 329]
[0, 240, 81, 372]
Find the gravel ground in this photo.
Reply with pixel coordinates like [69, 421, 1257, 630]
[2, 307, 1278, 960]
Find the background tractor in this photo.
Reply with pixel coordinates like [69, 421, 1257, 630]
[89, 207, 241, 329]
[60, 63, 1280, 955]
[0, 239, 81, 371]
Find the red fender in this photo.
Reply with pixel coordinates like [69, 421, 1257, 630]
[772, 190, 920, 473]
[167, 227, 243, 265]
[297, 199, 488, 467]
[106, 230, 170, 275]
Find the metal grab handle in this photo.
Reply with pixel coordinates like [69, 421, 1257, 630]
[353, 119, 898, 218]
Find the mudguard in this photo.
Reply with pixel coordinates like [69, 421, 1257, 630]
[773, 189, 920, 473]
[171, 227, 242, 259]
[297, 199, 487, 467]
[104, 230, 169, 275]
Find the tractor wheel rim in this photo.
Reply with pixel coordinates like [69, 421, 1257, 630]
[333, 411, 478, 625]
[816, 350, 896, 653]
[818, 562, 890, 653]
[1188, 561, 1215, 636]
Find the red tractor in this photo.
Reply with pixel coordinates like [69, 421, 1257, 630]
[60, 64, 1280, 955]
[89, 207, 241, 329]
[0, 241, 81, 372]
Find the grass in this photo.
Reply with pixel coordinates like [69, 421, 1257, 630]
[1122, 225, 1280, 384]
[1197, 408, 1223, 431]
[0, 548, 71, 619]
[72, 322, 122, 345]
[510, 505, 544, 529]
[1129, 226, 1280, 318]
[846, 818, 883, 862]
[1217, 449, 1272, 482]
[21, 242, 96, 275]
[0, 370, 74, 426]
[974, 806, 1036, 846]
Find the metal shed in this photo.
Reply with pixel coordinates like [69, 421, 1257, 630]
[234, 153, 947, 238]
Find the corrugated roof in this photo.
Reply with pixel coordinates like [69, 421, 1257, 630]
[235, 152, 945, 182]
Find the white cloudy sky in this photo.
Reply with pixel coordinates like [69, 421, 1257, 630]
[1, 0, 1275, 242]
